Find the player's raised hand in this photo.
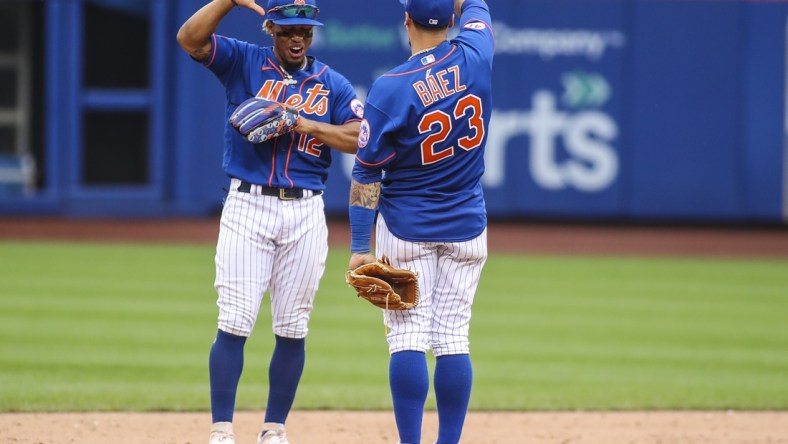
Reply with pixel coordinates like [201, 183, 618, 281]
[233, 0, 265, 16]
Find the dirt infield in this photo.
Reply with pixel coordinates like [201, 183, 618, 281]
[1, 410, 787, 444]
[1, 217, 787, 443]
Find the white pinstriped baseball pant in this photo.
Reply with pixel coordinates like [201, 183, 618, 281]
[376, 216, 488, 356]
[214, 178, 328, 338]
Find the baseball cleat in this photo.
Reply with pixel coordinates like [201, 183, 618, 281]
[257, 422, 289, 444]
[208, 421, 235, 444]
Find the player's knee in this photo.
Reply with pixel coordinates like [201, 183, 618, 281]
[272, 319, 309, 339]
[431, 335, 470, 356]
[388, 332, 430, 354]
[217, 307, 257, 337]
[217, 323, 253, 337]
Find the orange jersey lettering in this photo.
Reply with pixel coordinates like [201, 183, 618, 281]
[412, 65, 467, 107]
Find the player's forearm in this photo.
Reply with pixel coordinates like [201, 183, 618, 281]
[349, 179, 381, 210]
[349, 179, 381, 254]
[455, 0, 465, 16]
[456, 0, 490, 27]
[176, 0, 235, 59]
[296, 119, 361, 154]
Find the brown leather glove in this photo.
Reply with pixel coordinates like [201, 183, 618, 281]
[345, 256, 419, 310]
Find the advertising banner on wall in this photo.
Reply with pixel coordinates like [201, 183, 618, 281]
[310, 0, 785, 222]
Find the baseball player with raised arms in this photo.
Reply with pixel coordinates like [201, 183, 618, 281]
[347, 0, 494, 442]
[177, 0, 362, 443]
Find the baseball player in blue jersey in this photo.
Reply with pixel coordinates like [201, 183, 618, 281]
[177, 1, 362, 443]
[347, 0, 494, 442]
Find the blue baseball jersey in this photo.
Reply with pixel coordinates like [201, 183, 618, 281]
[353, 0, 495, 242]
[201, 34, 364, 190]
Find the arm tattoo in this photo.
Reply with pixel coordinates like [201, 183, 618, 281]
[349, 179, 381, 209]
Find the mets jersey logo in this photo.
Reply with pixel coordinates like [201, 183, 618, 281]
[256, 80, 330, 116]
[350, 99, 365, 118]
[358, 119, 370, 148]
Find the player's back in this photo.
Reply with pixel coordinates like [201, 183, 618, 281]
[377, 35, 491, 190]
[360, 0, 494, 241]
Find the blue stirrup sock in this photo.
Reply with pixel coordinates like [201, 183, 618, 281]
[434, 354, 473, 444]
[209, 329, 247, 423]
[264, 335, 306, 424]
[390, 351, 429, 444]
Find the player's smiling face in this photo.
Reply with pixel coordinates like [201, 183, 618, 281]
[271, 24, 313, 70]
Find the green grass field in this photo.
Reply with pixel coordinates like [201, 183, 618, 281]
[0, 240, 786, 412]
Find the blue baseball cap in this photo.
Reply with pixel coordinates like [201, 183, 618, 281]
[404, 0, 454, 28]
[266, 0, 323, 27]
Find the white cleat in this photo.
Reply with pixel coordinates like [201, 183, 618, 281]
[257, 422, 290, 444]
[209, 421, 235, 444]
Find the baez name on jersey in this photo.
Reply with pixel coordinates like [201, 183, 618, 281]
[412, 65, 467, 107]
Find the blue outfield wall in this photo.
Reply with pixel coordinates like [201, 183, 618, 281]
[2, 0, 786, 222]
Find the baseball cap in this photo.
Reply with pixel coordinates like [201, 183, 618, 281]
[266, 0, 323, 27]
[404, 0, 454, 28]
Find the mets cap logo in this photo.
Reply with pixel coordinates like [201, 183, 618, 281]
[358, 119, 371, 148]
[294, 0, 306, 4]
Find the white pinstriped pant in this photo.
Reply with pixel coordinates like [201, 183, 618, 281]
[376, 216, 488, 356]
[214, 178, 328, 338]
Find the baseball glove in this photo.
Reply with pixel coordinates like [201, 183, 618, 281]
[346, 256, 419, 310]
[229, 97, 300, 143]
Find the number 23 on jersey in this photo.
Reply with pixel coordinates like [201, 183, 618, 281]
[419, 94, 485, 165]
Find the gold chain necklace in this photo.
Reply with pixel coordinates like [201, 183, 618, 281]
[409, 45, 438, 61]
